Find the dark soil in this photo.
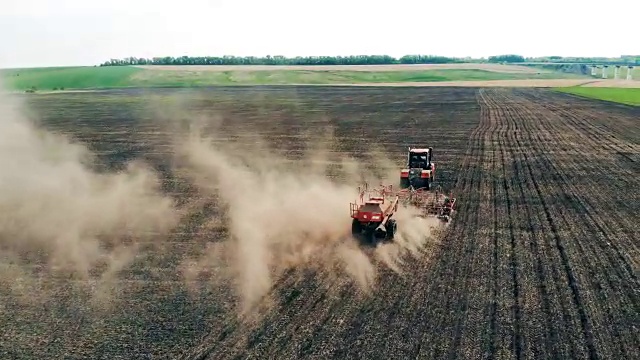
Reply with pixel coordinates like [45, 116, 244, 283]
[1, 86, 638, 360]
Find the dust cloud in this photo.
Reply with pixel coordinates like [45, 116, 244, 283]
[174, 125, 444, 315]
[0, 82, 178, 303]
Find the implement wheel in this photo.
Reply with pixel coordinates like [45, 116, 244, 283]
[400, 177, 410, 189]
[385, 219, 397, 240]
[351, 218, 362, 236]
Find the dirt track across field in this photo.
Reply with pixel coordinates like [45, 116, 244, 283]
[136, 63, 544, 73]
[580, 79, 640, 87]
[297, 79, 599, 87]
[1, 87, 638, 359]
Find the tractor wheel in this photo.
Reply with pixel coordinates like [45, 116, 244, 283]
[400, 177, 410, 189]
[351, 218, 362, 236]
[385, 219, 397, 240]
[364, 227, 375, 244]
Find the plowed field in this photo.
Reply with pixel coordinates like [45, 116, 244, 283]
[1, 87, 638, 360]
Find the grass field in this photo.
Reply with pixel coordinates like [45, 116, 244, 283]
[0, 65, 588, 91]
[554, 86, 640, 106]
[1, 66, 141, 91]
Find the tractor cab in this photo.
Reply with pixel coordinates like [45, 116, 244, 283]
[400, 147, 436, 190]
[408, 149, 432, 170]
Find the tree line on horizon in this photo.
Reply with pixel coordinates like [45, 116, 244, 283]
[100, 55, 476, 66]
[99, 55, 529, 67]
[99, 54, 637, 67]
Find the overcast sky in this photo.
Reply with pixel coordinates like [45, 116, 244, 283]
[1, 0, 638, 68]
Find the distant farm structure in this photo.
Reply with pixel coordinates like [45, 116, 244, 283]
[589, 64, 634, 80]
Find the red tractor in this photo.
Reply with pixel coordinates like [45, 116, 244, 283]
[350, 183, 399, 243]
[400, 147, 435, 190]
[396, 146, 457, 223]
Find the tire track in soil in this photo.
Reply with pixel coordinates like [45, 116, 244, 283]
[482, 92, 573, 360]
[440, 91, 486, 358]
[528, 90, 640, 145]
[442, 96, 485, 358]
[478, 91, 546, 359]
[476, 89, 584, 358]
[502, 90, 602, 359]
[476, 90, 517, 359]
[332, 91, 483, 359]
[515, 93, 638, 278]
[517, 93, 638, 287]
[185, 87, 483, 360]
[191, 88, 638, 360]
[488, 88, 639, 359]
[498, 99, 524, 360]
[517, 106, 608, 360]
[411, 90, 488, 359]
[508, 90, 639, 358]
[524, 90, 640, 201]
[472, 89, 502, 359]
[505, 109, 558, 358]
[502, 98, 591, 359]
[517, 90, 640, 269]
[9, 87, 638, 360]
